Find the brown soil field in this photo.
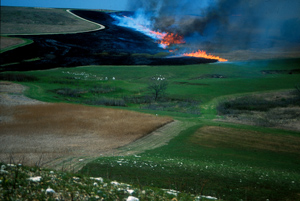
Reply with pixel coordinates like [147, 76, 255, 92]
[0, 82, 173, 170]
[0, 6, 102, 35]
[0, 36, 27, 50]
[190, 126, 300, 155]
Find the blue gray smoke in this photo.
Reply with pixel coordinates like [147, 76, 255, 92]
[127, 0, 300, 51]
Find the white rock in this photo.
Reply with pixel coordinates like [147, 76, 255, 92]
[166, 189, 180, 196]
[111, 181, 119, 186]
[126, 196, 139, 201]
[28, 176, 42, 182]
[94, 177, 104, 183]
[46, 187, 55, 194]
[201, 195, 218, 200]
[127, 189, 134, 194]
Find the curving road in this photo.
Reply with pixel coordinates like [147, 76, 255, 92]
[65, 10, 105, 34]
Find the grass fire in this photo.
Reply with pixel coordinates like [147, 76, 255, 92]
[1, 1, 300, 201]
[114, 14, 228, 62]
[182, 50, 228, 62]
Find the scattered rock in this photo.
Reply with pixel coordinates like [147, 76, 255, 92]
[126, 196, 139, 201]
[46, 187, 56, 194]
[28, 176, 42, 182]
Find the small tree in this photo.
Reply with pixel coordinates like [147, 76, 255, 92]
[148, 75, 168, 101]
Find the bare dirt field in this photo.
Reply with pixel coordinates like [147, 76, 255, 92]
[190, 126, 300, 155]
[0, 82, 173, 171]
[0, 36, 27, 51]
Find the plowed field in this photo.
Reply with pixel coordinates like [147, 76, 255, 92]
[0, 82, 173, 170]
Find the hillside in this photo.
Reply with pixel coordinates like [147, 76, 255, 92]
[1, 5, 300, 201]
[0, 6, 102, 35]
[0, 162, 210, 200]
[0, 6, 105, 53]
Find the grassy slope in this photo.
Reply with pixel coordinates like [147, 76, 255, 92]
[0, 6, 100, 35]
[77, 59, 299, 200]
[1, 58, 300, 200]
[18, 58, 300, 110]
[2, 5, 299, 200]
[0, 6, 102, 53]
[1, 163, 202, 201]
[81, 123, 300, 200]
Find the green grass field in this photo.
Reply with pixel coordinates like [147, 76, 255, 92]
[3, 58, 300, 109]
[1, 58, 300, 200]
[0, 6, 101, 35]
[81, 124, 300, 200]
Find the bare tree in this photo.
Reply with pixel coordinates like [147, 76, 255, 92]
[148, 75, 168, 101]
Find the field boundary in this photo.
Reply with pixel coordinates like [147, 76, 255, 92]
[43, 121, 196, 172]
[66, 10, 105, 32]
[111, 120, 197, 156]
[38, 120, 186, 172]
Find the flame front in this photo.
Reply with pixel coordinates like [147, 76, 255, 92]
[182, 50, 228, 62]
[149, 31, 185, 48]
[121, 15, 185, 49]
[159, 33, 185, 48]
[115, 15, 227, 62]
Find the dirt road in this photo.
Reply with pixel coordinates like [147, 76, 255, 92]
[113, 120, 195, 156]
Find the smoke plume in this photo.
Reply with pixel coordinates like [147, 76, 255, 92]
[127, 0, 300, 53]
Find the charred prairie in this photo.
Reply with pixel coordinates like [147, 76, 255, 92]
[0, 10, 216, 71]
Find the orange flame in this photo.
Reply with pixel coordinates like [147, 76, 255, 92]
[119, 15, 226, 61]
[160, 33, 185, 48]
[149, 31, 185, 48]
[183, 50, 228, 62]
[121, 15, 185, 49]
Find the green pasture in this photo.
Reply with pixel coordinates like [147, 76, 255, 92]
[1, 58, 300, 200]
[81, 122, 300, 200]
[2, 58, 300, 116]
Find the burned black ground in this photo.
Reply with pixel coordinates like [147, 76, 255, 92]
[0, 10, 215, 71]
